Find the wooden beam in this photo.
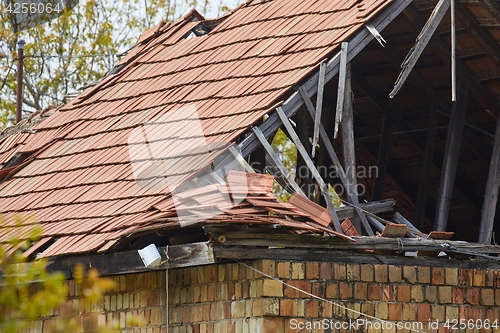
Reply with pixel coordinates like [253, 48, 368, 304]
[238, 0, 413, 159]
[478, 116, 500, 244]
[276, 106, 343, 232]
[312, 62, 327, 158]
[340, 63, 359, 232]
[435, 81, 470, 231]
[371, 115, 395, 201]
[206, 227, 500, 253]
[252, 126, 305, 196]
[334, 42, 349, 139]
[46, 242, 214, 277]
[390, 0, 451, 98]
[298, 87, 374, 235]
[215, 245, 498, 268]
[413, 108, 438, 229]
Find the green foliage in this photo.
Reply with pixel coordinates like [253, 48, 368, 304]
[0, 215, 118, 333]
[0, 0, 236, 127]
[271, 128, 297, 201]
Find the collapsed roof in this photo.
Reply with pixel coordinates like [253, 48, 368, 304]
[1, 0, 500, 261]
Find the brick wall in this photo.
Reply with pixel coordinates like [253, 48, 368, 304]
[168, 260, 500, 333]
[24, 260, 500, 332]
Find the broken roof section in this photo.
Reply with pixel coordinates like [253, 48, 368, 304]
[0, 0, 397, 257]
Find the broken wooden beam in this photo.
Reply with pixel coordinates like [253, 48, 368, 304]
[298, 87, 374, 236]
[334, 42, 349, 139]
[276, 106, 343, 232]
[312, 62, 327, 158]
[390, 0, 451, 98]
[252, 126, 305, 196]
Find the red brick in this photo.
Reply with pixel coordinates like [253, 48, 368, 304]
[417, 304, 431, 322]
[466, 288, 480, 305]
[381, 284, 395, 302]
[367, 283, 381, 300]
[411, 285, 424, 302]
[458, 269, 472, 286]
[459, 306, 469, 320]
[339, 282, 352, 299]
[388, 265, 402, 282]
[354, 282, 368, 300]
[319, 300, 332, 317]
[319, 262, 332, 279]
[452, 287, 464, 304]
[311, 281, 325, 298]
[417, 266, 431, 284]
[403, 266, 417, 284]
[473, 269, 486, 286]
[242, 281, 249, 299]
[346, 263, 360, 281]
[431, 305, 445, 322]
[438, 286, 452, 304]
[277, 262, 290, 279]
[228, 321, 235, 333]
[425, 286, 437, 302]
[496, 288, 500, 306]
[280, 299, 293, 316]
[388, 303, 402, 321]
[284, 280, 311, 298]
[326, 282, 339, 299]
[374, 265, 388, 283]
[397, 285, 411, 303]
[469, 307, 484, 320]
[362, 303, 375, 317]
[480, 288, 494, 306]
[432, 267, 445, 285]
[306, 300, 319, 317]
[360, 264, 374, 282]
[306, 262, 319, 279]
[333, 263, 347, 280]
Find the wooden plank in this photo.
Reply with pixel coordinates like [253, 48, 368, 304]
[371, 115, 394, 201]
[336, 199, 395, 220]
[238, 0, 413, 159]
[312, 62, 327, 158]
[252, 126, 305, 196]
[334, 42, 349, 139]
[435, 81, 470, 231]
[341, 63, 356, 199]
[340, 63, 360, 232]
[390, 0, 451, 98]
[413, 108, 438, 229]
[46, 242, 214, 277]
[276, 106, 343, 232]
[213, 245, 500, 268]
[298, 86, 374, 236]
[478, 115, 500, 244]
[205, 230, 500, 254]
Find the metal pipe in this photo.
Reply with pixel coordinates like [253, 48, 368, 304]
[16, 39, 25, 124]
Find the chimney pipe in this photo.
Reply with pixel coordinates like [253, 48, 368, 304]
[16, 39, 25, 125]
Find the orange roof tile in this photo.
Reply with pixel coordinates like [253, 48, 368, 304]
[0, 0, 391, 257]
